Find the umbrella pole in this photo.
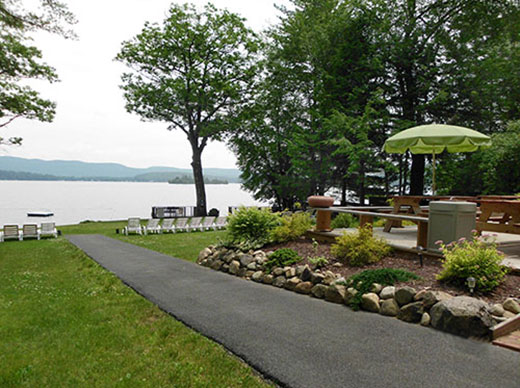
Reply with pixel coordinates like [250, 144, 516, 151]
[432, 150, 436, 195]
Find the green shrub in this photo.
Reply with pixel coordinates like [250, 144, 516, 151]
[330, 226, 391, 266]
[341, 268, 420, 310]
[436, 234, 508, 293]
[270, 212, 313, 243]
[226, 207, 280, 250]
[331, 213, 358, 229]
[263, 248, 302, 273]
[308, 256, 329, 269]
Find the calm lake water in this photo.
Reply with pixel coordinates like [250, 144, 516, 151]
[0, 181, 266, 226]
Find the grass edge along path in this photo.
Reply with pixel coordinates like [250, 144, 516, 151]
[0, 237, 270, 387]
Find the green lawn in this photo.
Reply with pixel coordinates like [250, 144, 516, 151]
[0, 224, 269, 387]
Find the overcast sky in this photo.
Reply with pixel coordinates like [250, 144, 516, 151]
[2, 0, 289, 169]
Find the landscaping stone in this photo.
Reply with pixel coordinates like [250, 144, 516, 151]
[237, 268, 247, 278]
[503, 298, 520, 314]
[285, 277, 301, 291]
[344, 288, 358, 305]
[394, 286, 416, 306]
[285, 267, 297, 278]
[503, 311, 516, 319]
[370, 283, 383, 294]
[489, 304, 505, 317]
[245, 270, 255, 278]
[295, 282, 313, 295]
[229, 260, 240, 275]
[397, 302, 424, 323]
[198, 247, 212, 263]
[247, 262, 257, 270]
[379, 286, 395, 300]
[273, 267, 285, 276]
[414, 289, 428, 301]
[420, 312, 431, 326]
[273, 276, 287, 288]
[332, 262, 343, 268]
[430, 296, 495, 338]
[325, 284, 346, 304]
[380, 299, 399, 317]
[300, 265, 312, 282]
[311, 284, 328, 299]
[361, 293, 380, 313]
[311, 272, 325, 285]
[210, 260, 223, 271]
[263, 274, 274, 285]
[221, 264, 229, 273]
[252, 271, 264, 282]
[296, 265, 306, 276]
[322, 271, 337, 286]
[223, 252, 235, 264]
[422, 291, 453, 309]
[239, 254, 255, 267]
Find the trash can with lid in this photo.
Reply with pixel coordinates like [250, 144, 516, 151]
[427, 201, 477, 252]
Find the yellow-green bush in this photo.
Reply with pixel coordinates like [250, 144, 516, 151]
[270, 212, 312, 243]
[331, 226, 391, 266]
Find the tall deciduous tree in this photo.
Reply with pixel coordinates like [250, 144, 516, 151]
[0, 0, 76, 144]
[116, 3, 262, 216]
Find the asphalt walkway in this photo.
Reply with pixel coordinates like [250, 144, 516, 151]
[67, 234, 519, 388]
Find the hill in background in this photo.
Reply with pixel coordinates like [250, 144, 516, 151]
[0, 156, 241, 183]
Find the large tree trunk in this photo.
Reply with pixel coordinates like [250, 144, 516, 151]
[409, 154, 425, 195]
[190, 144, 207, 216]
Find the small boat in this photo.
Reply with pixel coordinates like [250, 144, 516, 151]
[27, 211, 54, 217]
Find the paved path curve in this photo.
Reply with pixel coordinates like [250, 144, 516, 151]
[67, 235, 519, 388]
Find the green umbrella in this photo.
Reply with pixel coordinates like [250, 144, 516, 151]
[383, 124, 492, 194]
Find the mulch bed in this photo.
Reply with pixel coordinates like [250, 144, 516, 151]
[264, 238, 520, 305]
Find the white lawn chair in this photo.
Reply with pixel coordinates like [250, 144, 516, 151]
[22, 224, 40, 240]
[144, 219, 161, 235]
[201, 216, 216, 231]
[161, 219, 175, 233]
[3, 225, 22, 241]
[187, 217, 203, 232]
[173, 218, 189, 233]
[41, 222, 58, 238]
[213, 216, 228, 230]
[123, 218, 143, 235]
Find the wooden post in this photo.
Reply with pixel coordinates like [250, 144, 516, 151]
[359, 214, 374, 231]
[316, 210, 332, 232]
[417, 220, 428, 248]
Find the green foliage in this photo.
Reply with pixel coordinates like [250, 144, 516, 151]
[225, 207, 280, 250]
[270, 212, 312, 243]
[308, 256, 329, 269]
[263, 248, 302, 273]
[331, 226, 391, 266]
[331, 213, 357, 229]
[436, 235, 509, 293]
[342, 268, 419, 310]
[0, 0, 75, 142]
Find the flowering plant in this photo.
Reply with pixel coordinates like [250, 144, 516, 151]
[436, 232, 509, 293]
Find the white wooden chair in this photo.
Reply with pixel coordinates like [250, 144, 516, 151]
[213, 216, 228, 230]
[40, 222, 58, 238]
[123, 218, 143, 235]
[161, 219, 175, 233]
[201, 216, 216, 231]
[22, 224, 40, 240]
[173, 218, 189, 233]
[144, 219, 161, 234]
[3, 225, 22, 241]
[187, 217, 203, 232]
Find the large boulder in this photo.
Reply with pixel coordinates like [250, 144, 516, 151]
[251, 271, 264, 282]
[311, 284, 328, 299]
[361, 293, 380, 313]
[503, 298, 520, 314]
[295, 281, 313, 295]
[379, 286, 395, 300]
[197, 247, 212, 263]
[430, 296, 495, 338]
[380, 299, 400, 317]
[229, 260, 240, 275]
[325, 284, 347, 304]
[285, 277, 301, 291]
[421, 291, 453, 309]
[394, 286, 417, 306]
[273, 276, 287, 288]
[263, 274, 274, 285]
[239, 254, 255, 267]
[397, 302, 424, 323]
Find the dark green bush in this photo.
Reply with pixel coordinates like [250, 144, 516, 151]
[342, 268, 420, 310]
[331, 213, 358, 229]
[330, 226, 391, 266]
[225, 207, 280, 250]
[270, 212, 313, 243]
[263, 248, 302, 273]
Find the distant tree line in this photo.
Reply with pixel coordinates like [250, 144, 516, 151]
[168, 175, 228, 184]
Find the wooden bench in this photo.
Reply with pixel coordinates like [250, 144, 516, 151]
[477, 200, 520, 234]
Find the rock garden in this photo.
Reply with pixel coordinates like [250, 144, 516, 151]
[197, 207, 520, 339]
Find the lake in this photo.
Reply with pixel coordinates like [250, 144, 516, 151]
[0, 181, 267, 226]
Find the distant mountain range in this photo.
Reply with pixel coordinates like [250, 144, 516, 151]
[0, 156, 241, 183]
